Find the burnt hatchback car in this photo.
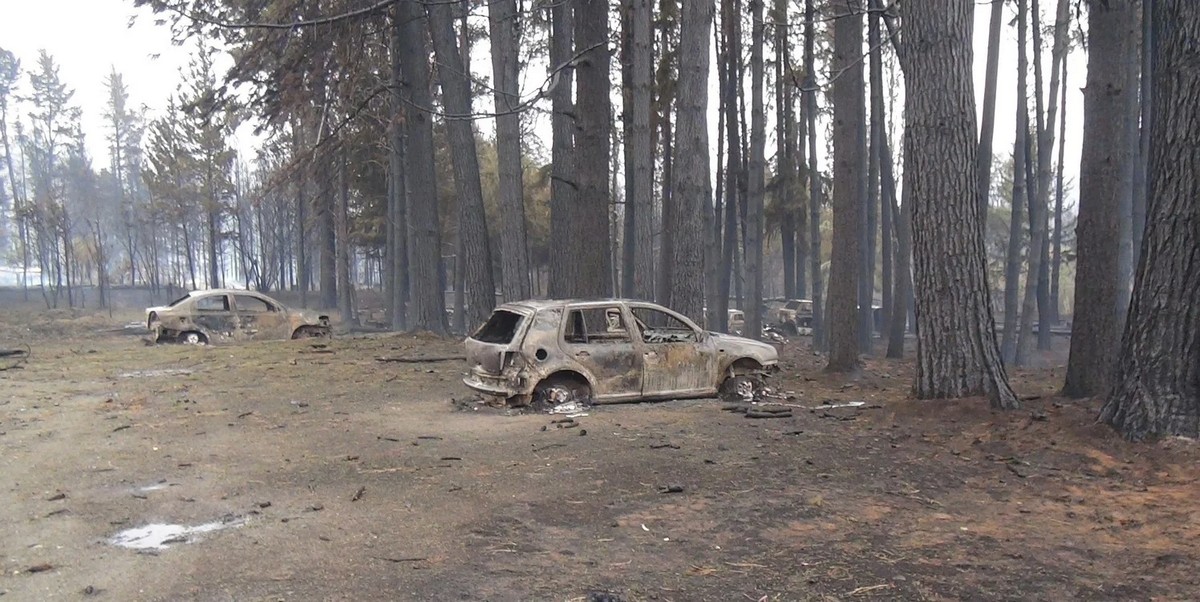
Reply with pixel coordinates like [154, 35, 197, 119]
[146, 289, 330, 345]
[463, 299, 778, 406]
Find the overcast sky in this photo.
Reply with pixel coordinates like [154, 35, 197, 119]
[1, 0, 1086, 201]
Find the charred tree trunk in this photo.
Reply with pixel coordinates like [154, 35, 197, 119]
[1001, 0, 1030, 364]
[885, 137, 910, 359]
[336, 145, 355, 325]
[1100, 0, 1200, 440]
[717, 0, 741, 329]
[976, 0, 1004, 231]
[317, 156, 337, 310]
[397, 0, 447, 334]
[572, 0, 614, 298]
[490, 0, 532, 300]
[776, 0, 796, 300]
[744, 0, 765, 340]
[668, 0, 712, 324]
[387, 11, 408, 330]
[1051, 52, 1068, 325]
[630, 0, 655, 300]
[429, 0, 496, 328]
[869, 0, 891, 335]
[547, 0, 576, 299]
[899, 0, 1019, 409]
[803, 0, 824, 350]
[826, 0, 865, 371]
[1063, 0, 1136, 397]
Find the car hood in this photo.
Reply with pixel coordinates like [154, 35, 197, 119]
[708, 332, 779, 364]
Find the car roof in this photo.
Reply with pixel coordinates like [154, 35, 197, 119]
[499, 298, 657, 311]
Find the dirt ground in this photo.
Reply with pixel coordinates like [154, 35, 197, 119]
[2, 304, 1198, 602]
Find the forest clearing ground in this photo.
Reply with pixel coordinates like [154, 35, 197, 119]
[1, 304, 1196, 601]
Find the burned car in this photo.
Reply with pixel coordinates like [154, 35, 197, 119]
[463, 299, 778, 406]
[766, 298, 814, 335]
[146, 289, 330, 345]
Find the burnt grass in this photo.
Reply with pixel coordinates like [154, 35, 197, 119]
[1, 307, 1198, 601]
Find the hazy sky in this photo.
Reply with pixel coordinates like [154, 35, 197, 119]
[1, 0, 1086, 200]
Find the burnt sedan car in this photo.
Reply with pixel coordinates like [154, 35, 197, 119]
[463, 299, 778, 406]
[146, 289, 330, 345]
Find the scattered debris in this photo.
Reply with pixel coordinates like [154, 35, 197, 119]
[26, 563, 54, 574]
[658, 484, 685, 494]
[549, 400, 590, 415]
[0, 345, 30, 371]
[110, 517, 245, 550]
[586, 592, 625, 602]
[118, 368, 194, 379]
[649, 443, 681, 450]
[373, 556, 428, 563]
[351, 486, 366, 502]
[47, 492, 67, 501]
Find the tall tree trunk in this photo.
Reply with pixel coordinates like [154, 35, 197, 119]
[1133, 0, 1154, 273]
[572, 0, 614, 298]
[429, 0, 496, 328]
[1001, 0, 1030, 364]
[337, 145, 355, 325]
[489, 0, 532, 301]
[547, 0, 576, 299]
[899, 0, 1019, 409]
[630, 0, 654, 300]
[317, 156, 337, 309]
[388, 11, 408, 330]
[717, 0, 740, 330]
[294, 125, 309, 306]
[776, 0, 796, 301]
[885, 135, 910, 359]
[668, 0, 713, 324]
[869, 0, 892, 335]
[1018, 0, 1070, 360]
[1100, 0, 1200, 440]
[654, 0, 677, 306]
[397, 0, 447, 334]
[826, 0, 865, 371]
[976, 0, 1005, 229]
[744, 0, 765, 340]
[1062, 0, 1136, 397]
[1051, 51, 1068, 325]
[803, 0, 824, 350]
[1116, 8, 1142, 322]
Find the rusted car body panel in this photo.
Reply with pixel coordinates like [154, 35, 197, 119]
[146, 289, 330, 344]
[463, 299, 778, 404]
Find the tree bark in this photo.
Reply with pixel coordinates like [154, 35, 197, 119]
[1051, 51, 1068, 325]
[826, 0, 865, 372]
[630, 0, 655, 300]
[976, 0, 1004, 230]
[1062, 0, 1136, 397]
[803, 0, 824, 351]
[869, 0, 890, 336]
[899, 0, 1019, 409]
[397, 0, 447, 334]
[572, 0, 614, 298]
[489, 0, 532, 301]
[1001, 0, 1030, 365]
[668, 0, 713, 324]
[429, 0, 496, 328]
[388, 11, 408, 330]
[744, 0, 765, 340]
[1100, 0, 1200, 440]
[547, 0, 576, 299]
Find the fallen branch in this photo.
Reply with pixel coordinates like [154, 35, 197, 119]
[847, 584, 893, 596]
[0, 344, 30, 371]
[375, 355, 465, 363]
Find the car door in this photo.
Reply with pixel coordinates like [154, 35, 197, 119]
[559, 304, 643, 401]
[190, 293, 236, 340]
[231, 293, 290, 340]
[630, 304, 717, 397]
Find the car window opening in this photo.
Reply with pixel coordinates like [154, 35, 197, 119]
[565, 308, 630, 344]
[473, 310, 524, 344]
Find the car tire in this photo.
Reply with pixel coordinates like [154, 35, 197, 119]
[182, 331, 208, 345]
[533, 375, 592, 411]
[720, 374, 763, 402]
